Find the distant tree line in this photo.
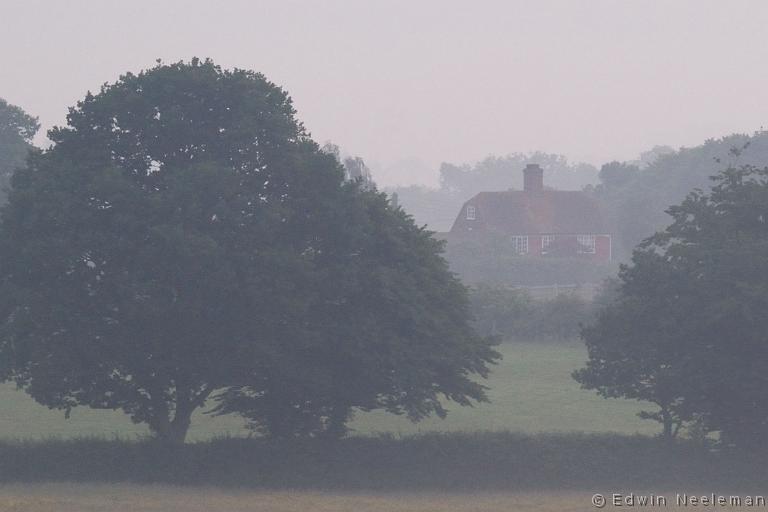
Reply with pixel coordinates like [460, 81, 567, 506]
[387, 153, 599, 232]
[594, 133, 768, 260]
[438, 153, 599, 196]
[390, 133, 768, 272]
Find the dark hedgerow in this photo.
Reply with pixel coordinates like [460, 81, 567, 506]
[0, 432, 763, 490]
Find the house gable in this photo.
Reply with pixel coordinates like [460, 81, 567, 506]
[448, 164, 611, 260]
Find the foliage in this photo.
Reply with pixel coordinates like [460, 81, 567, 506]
[591, 277, 621, 310]
[573, 253, 695, 440]
[438, 152, 598, 196]
[597, 161, 639, 190]
[469, 285, 594, 341]
[0, 59, 497, 442]
[0, 98, 39, 203]
[0, 59, 316, 443]
[381, 184, 461, 231]
[575, 165, 768, 445]
[598, 132, 768, 260]
[1, 433, 763, 490]
[469, 285, 532, 338]
[633, 145, 675, 169]
[320, 142, 375, 188]
[213, 188, 499, 438]
[0, 59, 497, 443]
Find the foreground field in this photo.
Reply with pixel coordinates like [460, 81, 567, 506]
[0, 485, 758, 512]
[0, 342, 655, 440]
[0, 485, 611, 512]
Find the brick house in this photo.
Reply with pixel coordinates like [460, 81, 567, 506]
[449, 164, 611, 261]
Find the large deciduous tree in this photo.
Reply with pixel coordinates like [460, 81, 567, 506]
[0, 59, 498, 443]
[574, 165, 768, 445]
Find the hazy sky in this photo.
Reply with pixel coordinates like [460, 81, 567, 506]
[3, 0, 768, 186]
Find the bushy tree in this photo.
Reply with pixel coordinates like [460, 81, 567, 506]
[469, 284, 594, 341]
[469, 284, 532, 337]
[635, 145, 675, 169]
[0, 59, 498, 442]
[573, 252, 696, 439]
[598, 161, 638, 190]
[320, 142, 375, 189]
[575, 165, 768, 445]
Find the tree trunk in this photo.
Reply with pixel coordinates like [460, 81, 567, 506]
[168, 407, 193, 444]
[146, 384, 213, 444]
[150, 405, 193, 444]
[148, 400, 192, 445]
[661, 406, 674, 442]
[325, 406, 351, 439]
[167, 384, 192, 444]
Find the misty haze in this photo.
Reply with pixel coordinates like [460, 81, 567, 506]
[1, 1, 768, 511]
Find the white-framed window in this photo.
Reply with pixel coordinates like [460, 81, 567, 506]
[541, 234, 556, 253]
[512, 235, 529, 255]
[466, 205, 476, 220]
[577, 234, 596, 254]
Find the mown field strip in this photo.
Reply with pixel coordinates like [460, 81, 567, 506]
[0, 485, 758, 512]
[0, 485, 615, 512]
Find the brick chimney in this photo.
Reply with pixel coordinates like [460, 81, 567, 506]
[523, 164, 544, 192]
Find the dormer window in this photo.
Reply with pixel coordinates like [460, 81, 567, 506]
[466, 205, 476, 220]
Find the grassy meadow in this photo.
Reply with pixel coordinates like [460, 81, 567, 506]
[0, 341, 656, 441]
[2, 344, 766, 509]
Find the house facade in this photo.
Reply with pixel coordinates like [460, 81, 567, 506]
[449, 164, 611, 261]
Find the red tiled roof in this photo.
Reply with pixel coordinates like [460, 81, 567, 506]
[451, 190, 608, 235]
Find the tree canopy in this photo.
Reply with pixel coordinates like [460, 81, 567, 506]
[0, 59, 498, 443]
[469, 284, 594, 342]
[597, 132, 768, 259]
[575, 165, 768, 445]
[597, 161, 639, 190]
[0, 98, 39, 203]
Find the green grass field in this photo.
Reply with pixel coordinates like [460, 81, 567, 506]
[0, 342, 657, 441]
